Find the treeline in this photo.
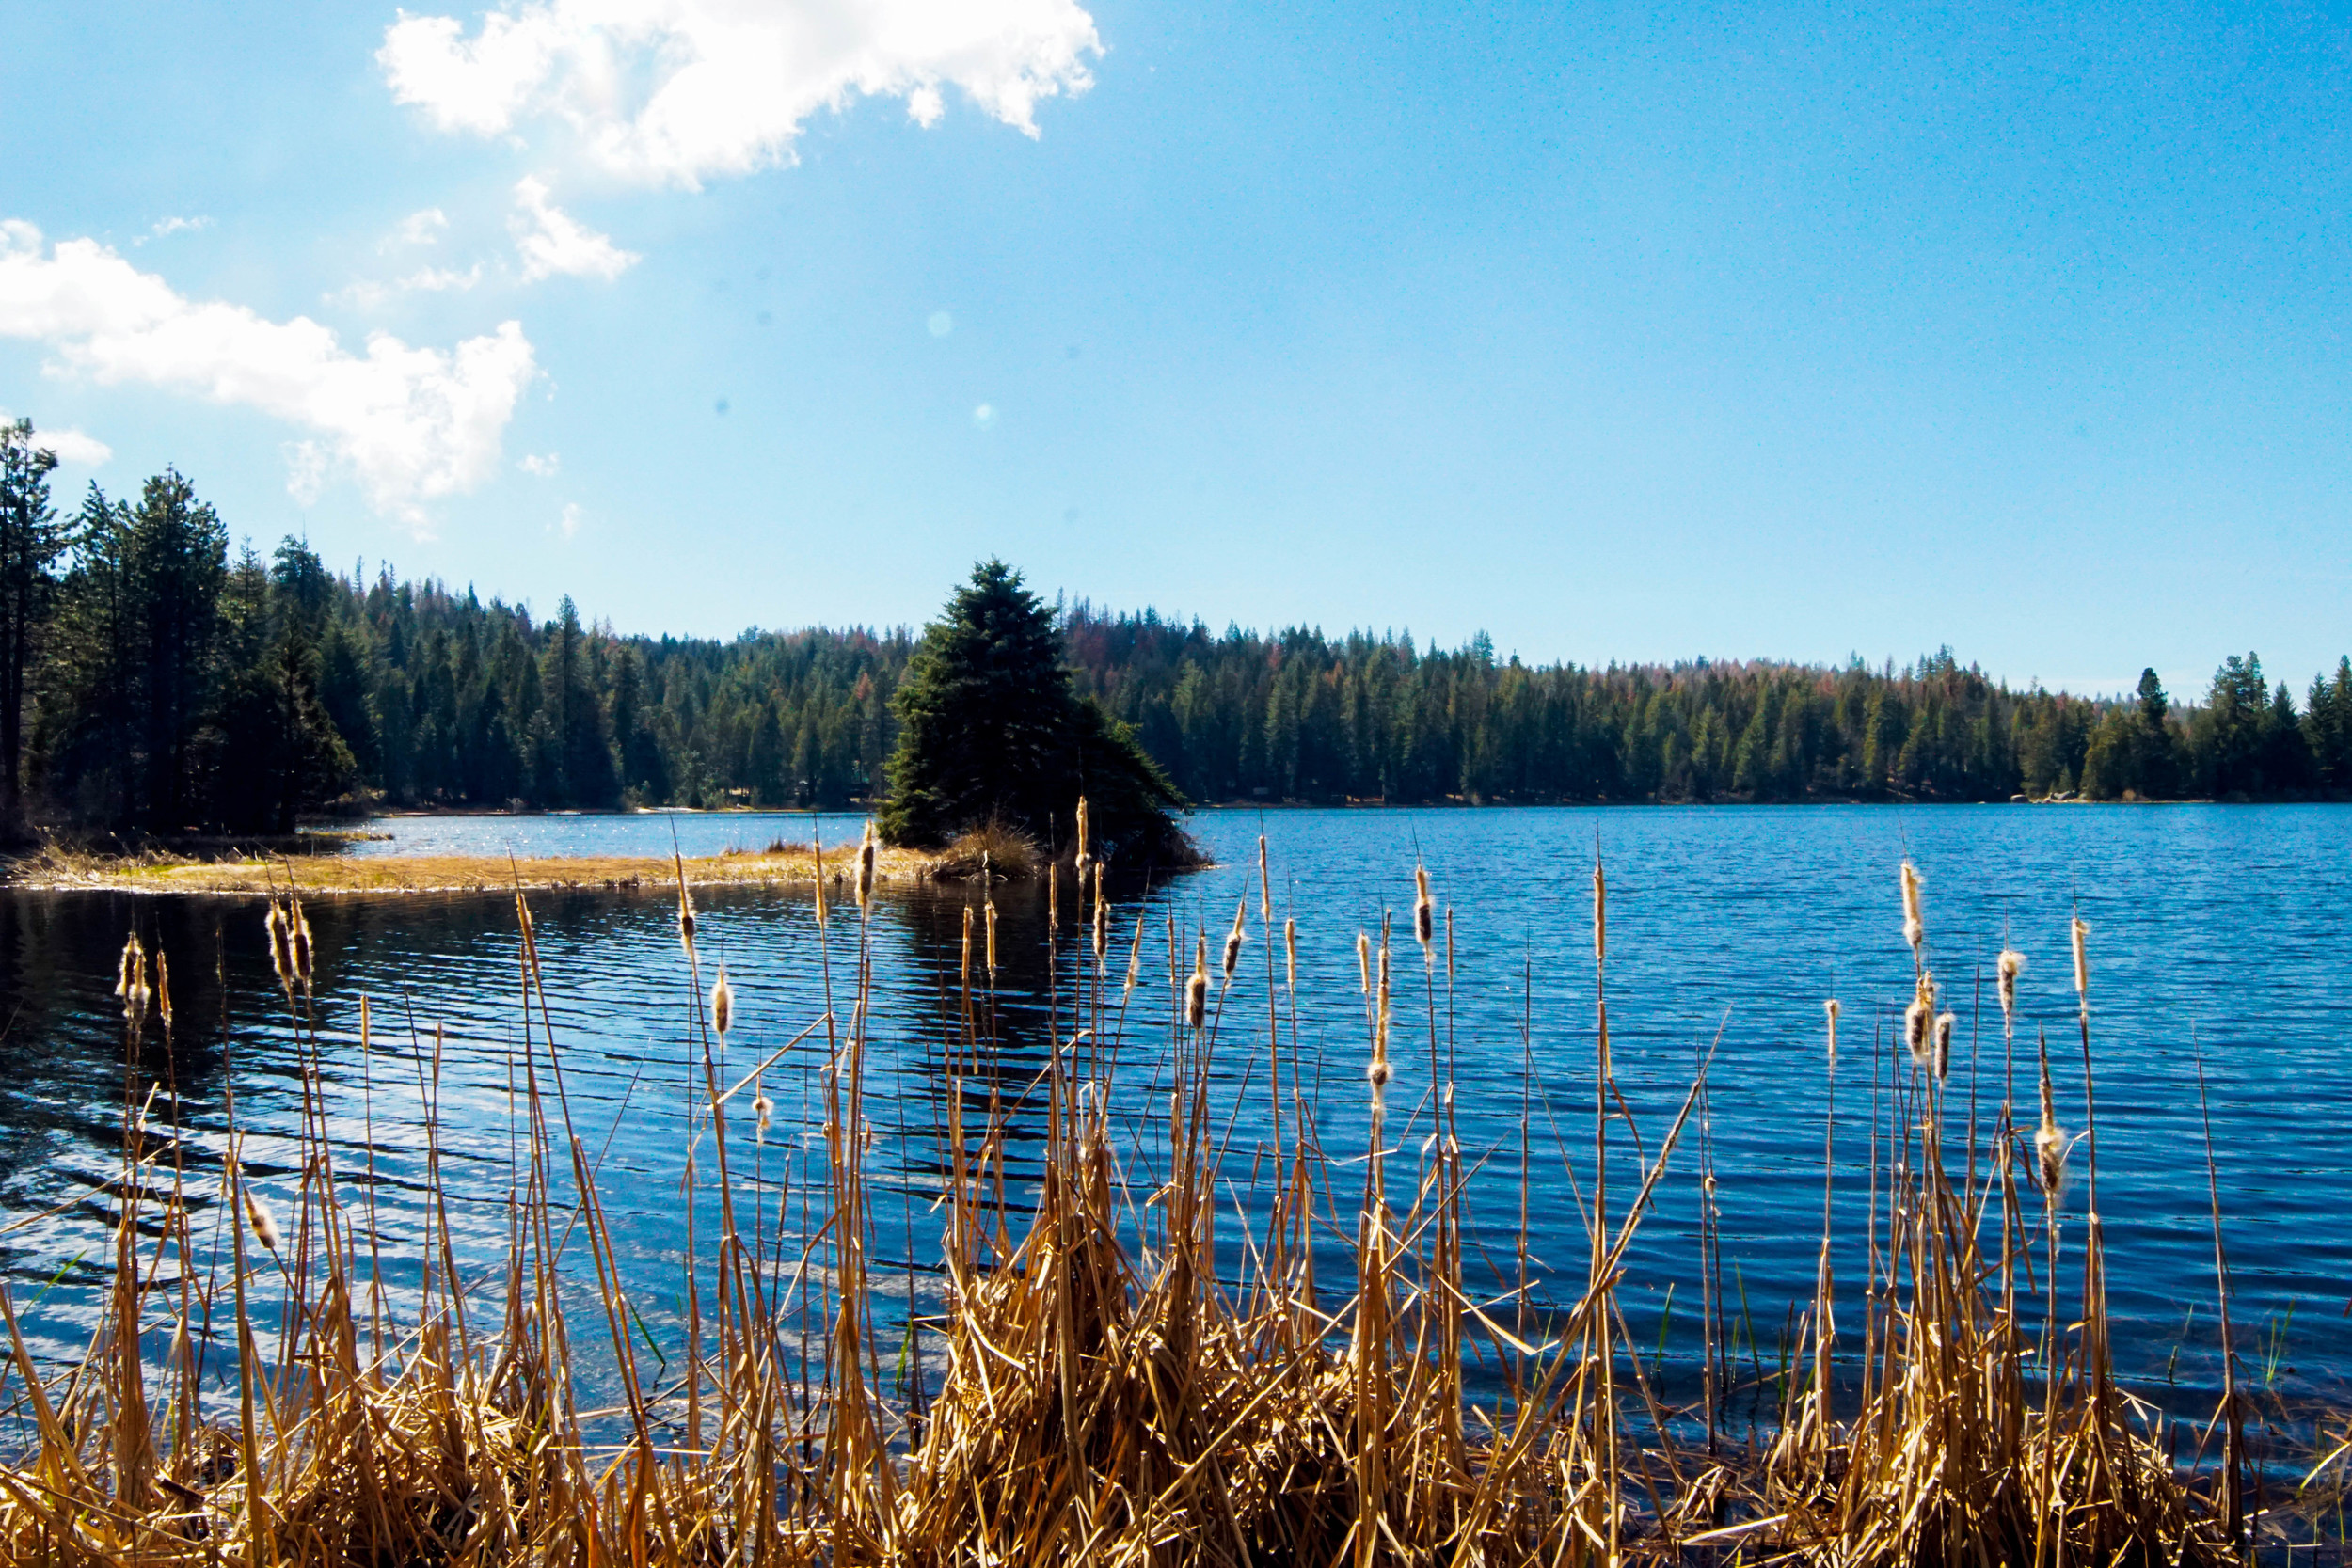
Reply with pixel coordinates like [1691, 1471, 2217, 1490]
[0, 432, 2344, 832]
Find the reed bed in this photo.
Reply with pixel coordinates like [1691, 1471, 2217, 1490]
[0, 830, 2289, 1564]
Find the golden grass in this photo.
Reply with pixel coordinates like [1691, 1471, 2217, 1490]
[0, 824, 2287, 1565]
[6, 840, 937, 896]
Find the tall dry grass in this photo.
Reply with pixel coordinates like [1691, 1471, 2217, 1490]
[0, 828, 2278, 1564]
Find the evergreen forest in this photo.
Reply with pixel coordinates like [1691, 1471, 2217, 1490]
[3, 431, 2347, 834]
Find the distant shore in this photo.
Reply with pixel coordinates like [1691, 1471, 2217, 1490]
[5, 841, 938, 898]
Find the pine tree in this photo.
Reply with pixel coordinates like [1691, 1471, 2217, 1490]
[0, 420, 66, 831]
[880, 561, 1193, 863]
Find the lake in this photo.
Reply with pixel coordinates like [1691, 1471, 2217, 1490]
[3, 803, 2346, 1426]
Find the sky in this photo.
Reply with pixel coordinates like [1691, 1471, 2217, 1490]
[3, 1, 2348, 698]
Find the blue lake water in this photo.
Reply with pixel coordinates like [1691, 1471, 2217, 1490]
[3, 803, 2346, 1425]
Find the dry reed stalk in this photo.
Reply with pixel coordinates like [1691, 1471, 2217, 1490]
[0, 853, 2244, 1568]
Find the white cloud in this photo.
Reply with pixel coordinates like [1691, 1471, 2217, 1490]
[519, 450, 559, 475]
[393, 208, 451, 246]
[379, 0, 1103, 187]
[40, 426, 113, 467]
[336, 262, 486, 309]
[137, 215, 212, 245]
[510, 178, 637, 281]
[0, 409, 111, 467]
[0, 220, 536, 526]
[558, 500, 581, 536]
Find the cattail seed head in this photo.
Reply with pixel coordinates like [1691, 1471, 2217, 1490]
[1905, 997, 1931, 1067]
[1356, 931, 1371, 994]
[2035, 1034, 2066, 1193]
[1049, 862, 1059, 932]
[115, 932, 141, 999]
[1592, 860, 1607, 966]
[1413, 865, 1434, 951]
[753, 1092, 774, 1133]
[855, 822, 877, 908]
[1074, 797, 1089, 863]
[155, 950, 172, 1031]
[1185, 939, 1208, 1029]
[2070, 915, 2090, 999]
[960, 906, 973, 982]
[1222, 897, 1246, 979]
[1093, 893, 1108, 962]
[1257, 835, 1271, 923]
[710, 966, 734, 1037]
[291, 901, 314, 989]
[677, 884, 697, 958]
[1932, 1011, 1956, 1079]
[1367, 1055, 1392, 1099]
[1283, 917, 1297, 989]
[985, 900, 998, 974]
[266, 902, 294, 989]
[243, 1180, 281, 1253]
[1997, 948, 2026, 1019]
[1900, 859, 1925, 955]
[1824, 998, 1840, 1069]
[1124, 910, 1144, 998]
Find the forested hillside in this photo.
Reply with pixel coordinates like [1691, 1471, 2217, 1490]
[3, 434, 2346, 832]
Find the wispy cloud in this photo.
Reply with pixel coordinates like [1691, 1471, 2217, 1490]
[518, 451, 559, 476]
[335, 262, 487, 310]
[0, 220, 536, 526]
[379, 0, 1102, 187]
[391, 208, 451, 247]
[510, 178, 636, 281]
[135, 215, 212, 245]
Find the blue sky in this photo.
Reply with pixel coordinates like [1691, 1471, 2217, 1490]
[2, 1, 2347, 698]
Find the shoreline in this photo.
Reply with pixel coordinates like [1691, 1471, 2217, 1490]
[4, 842, 941, 898]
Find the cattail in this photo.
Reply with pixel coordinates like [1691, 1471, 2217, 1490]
[1357, 931, 1371, 995]
[1283, 917, 1297, 989]
[1124, 909, 1144, 999]
[115, 932, 140, 998]
[1367, 1053, 1392, 1108]
[813, 842, 828, 927]
[1377, 937, 1391, 1012]
[677, 883, 697, 958]
[1905, 996, 1931, 1068]
[984, 899, 998, 974]
[1258, 835, 1271, 924]
[242, 1172, 280, 1253]
[1185, 938, 1208, 1029]
[1593, 860, 1607, 967]
[710, 966, 734, 1037]
[752, 1091, 774, 1134]
[960, 905, 973, 984]
[1049, 862, 1059, 933]
[855, 822, 877, 909]
[155, 949, 172, 1032]
[2035, 1036, 2067, 1193]
[266, 902, 294, 989]
[1092, 890, 1108, 962]
[2070, 915, 2089, 999]
[1997, 948, 2026, 1019]
[1073, 796, 1091, 891]
[1824, 998, 1840, 1069]
[1413, 865, 1434, 952]
[1900, 859, 1925, 955]
[291, 899, 314, 990]
[1222, 897, 1245, 980]
[1932, 1011, 1956, 1079]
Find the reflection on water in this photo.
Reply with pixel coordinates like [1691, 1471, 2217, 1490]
[3, 804, 2349, 1418]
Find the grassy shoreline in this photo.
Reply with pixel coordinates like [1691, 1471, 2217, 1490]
[3, 840, 940, 896]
